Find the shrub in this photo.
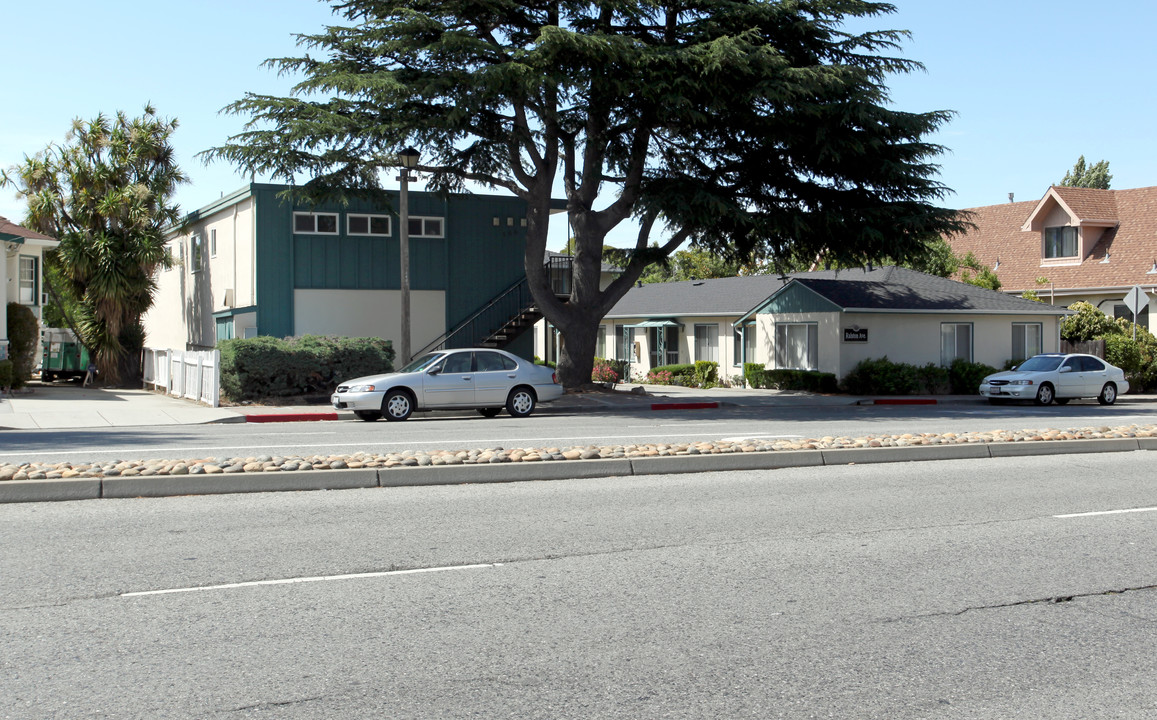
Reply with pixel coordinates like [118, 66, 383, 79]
[762, 369, 839, 393]
[650, 363, 696, 381]
[591, 357, 619, 384]
[219, 335, 395, 402]
[841, 357, 920, 395]
[948, 359, 998, 395]
[694, 361, 719, 387]
[646, 369, 675, 385]
[0, 359, 13, 390]
[1061, 301, 1118, 341]
[744, 362, 769, 388]
[6, 303, 38, 389]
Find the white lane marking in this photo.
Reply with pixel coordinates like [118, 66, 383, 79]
[1054, 506, 1157, 519]
[120, 562, 502, 597]
[0, 431, 773, 458]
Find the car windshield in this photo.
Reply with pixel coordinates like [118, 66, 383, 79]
[1017, 355, 1064, 372]
[398, 353, 445, 374]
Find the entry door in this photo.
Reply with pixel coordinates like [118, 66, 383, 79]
[422, 352, 475, 407]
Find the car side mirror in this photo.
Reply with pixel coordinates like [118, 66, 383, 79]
[1058, 366, 1071, 374]
[427, 366, 441, 375]
[1010, 365, 1017, 371]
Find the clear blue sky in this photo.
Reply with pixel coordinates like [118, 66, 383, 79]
[3, 0, 1155, 250]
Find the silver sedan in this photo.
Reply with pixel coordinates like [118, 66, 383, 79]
[979, 353, 1129, 406]
[331, 348, 564, 421]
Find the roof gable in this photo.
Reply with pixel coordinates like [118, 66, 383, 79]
[1022, 186, 1118, 231]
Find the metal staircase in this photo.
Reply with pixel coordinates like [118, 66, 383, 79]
[412, 256, 572, 357]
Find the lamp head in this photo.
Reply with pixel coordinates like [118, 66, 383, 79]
[398, 147, 420, 169]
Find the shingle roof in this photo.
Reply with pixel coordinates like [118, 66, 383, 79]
[607, 265, 1065, 319]
[791, 266, 1065, 314]
[605, 274, 786, 318]
[948, 185, 1157, 293]
[0, 216, 56, 243]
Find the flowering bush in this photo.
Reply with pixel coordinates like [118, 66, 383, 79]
[646, 369, 675, 385]
[591, 363, 618, 383]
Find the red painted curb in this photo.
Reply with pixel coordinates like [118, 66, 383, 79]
[872, 398, 937, 405]
[245, 412, 339, 423]
[651, 402, 720, 411]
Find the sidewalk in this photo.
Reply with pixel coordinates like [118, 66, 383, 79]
[2, 380, 1151, 431]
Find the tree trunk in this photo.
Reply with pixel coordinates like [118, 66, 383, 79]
[553, 304, 603, 388]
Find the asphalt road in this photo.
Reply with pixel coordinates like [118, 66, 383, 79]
[5, 401, 1157, 465]
[3, 452, 1155, 718]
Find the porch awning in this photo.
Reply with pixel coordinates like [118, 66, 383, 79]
[624, 319, 683, 328]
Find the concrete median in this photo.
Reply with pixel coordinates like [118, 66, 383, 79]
[102, 469, 380, 498]
[377, 459, 635, 486]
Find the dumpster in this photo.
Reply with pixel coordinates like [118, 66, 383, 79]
[40, 329, 91, 383]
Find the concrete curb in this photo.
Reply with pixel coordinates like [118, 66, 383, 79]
[3, 437, 1151, 503]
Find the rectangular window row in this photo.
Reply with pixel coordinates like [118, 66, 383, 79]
[293, 212, 444, 238]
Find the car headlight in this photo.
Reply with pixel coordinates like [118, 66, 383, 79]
[346, 384, 377, 392]
[1007, 380, 1034, 385]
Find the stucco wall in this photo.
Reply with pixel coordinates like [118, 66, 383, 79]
[753, 311, 1063, 378]
[293, 289, 445, 354]
[144, 195, 257, 350]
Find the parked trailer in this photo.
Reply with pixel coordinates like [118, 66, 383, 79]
[40, 329, 91, 383]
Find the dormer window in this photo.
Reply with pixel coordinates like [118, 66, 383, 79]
[1044, 226, 1078, 259]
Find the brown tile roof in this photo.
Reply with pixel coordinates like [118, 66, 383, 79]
[947, 186, 1157, 293]
[0, 216, 55, 242]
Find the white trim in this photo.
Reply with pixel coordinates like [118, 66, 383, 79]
[293, 211, 339, 235]
[347, 213, 392, 237]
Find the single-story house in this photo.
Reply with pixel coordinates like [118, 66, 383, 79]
[739, 266, 1071, 379]
[947, 185, 1157, 328]
[597, 266, 1070, 382]
[1, 216, 58, 361]
[144, 183, 567, 361]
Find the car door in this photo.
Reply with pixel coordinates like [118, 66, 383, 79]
[473, 351, 517, 406]
[1054, 357, 1084, 398]
[1080, 356, 1109, 396]
[421, 352, 475, 407]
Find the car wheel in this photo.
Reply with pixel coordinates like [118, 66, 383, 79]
[382, 389, 414, 421]
[1034, 383, 1054, 406]
[1097, 383, 1118, 405]
[1054, 398, 1071, 405]
[477, 408, 502, 418]
[355, 411, 381, 422]
[505, 386, 537, 418]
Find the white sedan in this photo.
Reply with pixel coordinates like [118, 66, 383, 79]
[332, 348, 564, 421]
[979, 353, 1129, 406]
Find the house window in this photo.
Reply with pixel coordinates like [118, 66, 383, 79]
[941, 323, 973, 365]
[733, 323, 756, 366]
[348, 214, 391, 237]
[775, 322, 818, 370]
[1044, 226, 1078, 259]
[596, 325, 607, 359]
[648, 326, 679, 367]
[544, 323, 559, 364]
[190, 235, 204, 272]
[293, 212, 339, 235]
[1113, 303, 1150, 326]
[406, 216, 444, 238]
[210, 228, 217, 257]
[694, 324, 719, 363]
[1011, 323, 1042, 363]
[18, 256, 39, 305]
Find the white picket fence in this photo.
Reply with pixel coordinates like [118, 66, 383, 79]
[142, 348, 220, 407]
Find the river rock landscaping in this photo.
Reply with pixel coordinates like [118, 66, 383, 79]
[3, 423, 1156, 482]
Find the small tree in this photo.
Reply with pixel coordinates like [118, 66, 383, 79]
[1060, 301, 1118, 341]
[1059, 155, 1112, 190]
[2, 106, 187, 384]
[5, 303, 38, 389]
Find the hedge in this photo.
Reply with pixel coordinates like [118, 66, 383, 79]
[219, 335, 395, 401]
[0, 359, 13, 390]
[840, 357, 996, 395]
[743, 364, 837, 393]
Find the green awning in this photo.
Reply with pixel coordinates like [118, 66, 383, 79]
[625, 319, 683, 328]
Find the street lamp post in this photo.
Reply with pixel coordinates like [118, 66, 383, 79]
[397, 147, 420, 366]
